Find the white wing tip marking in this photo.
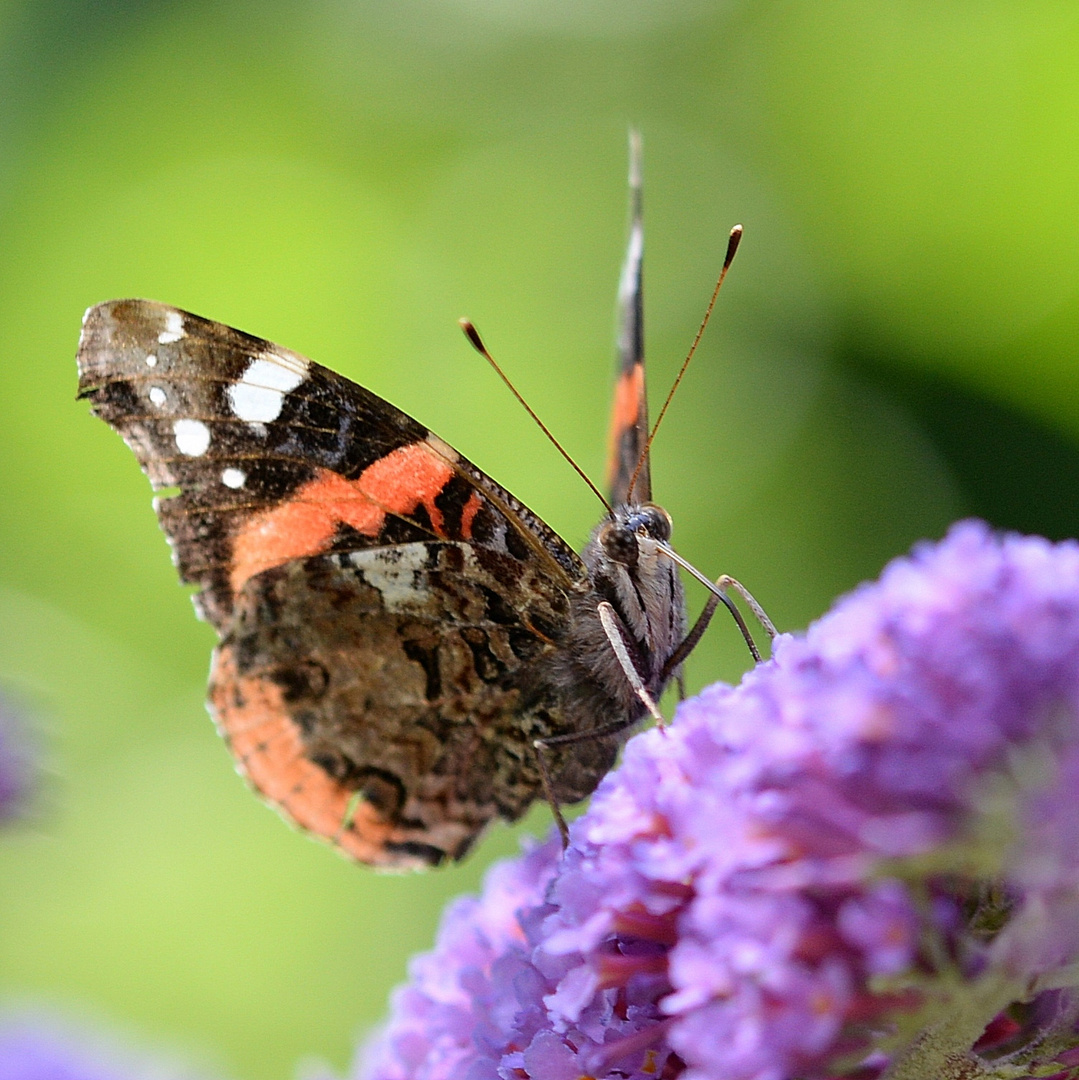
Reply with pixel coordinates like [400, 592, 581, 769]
[157, 310, 185, 344]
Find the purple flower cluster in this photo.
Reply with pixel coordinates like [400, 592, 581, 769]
[358, 522, 1079, 1080]
[360, 837, 564, 1080]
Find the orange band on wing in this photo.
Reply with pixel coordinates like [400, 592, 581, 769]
[460, 490, 483, 540]
[211, 647, 404, 866]
[230, 441, 454, 592]
[607, 363, 645, 475]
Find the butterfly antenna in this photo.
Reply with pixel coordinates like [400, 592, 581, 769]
[626, 224, 743, 500]
[460, 319, 614, 516]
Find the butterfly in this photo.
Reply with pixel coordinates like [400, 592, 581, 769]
[76, 145, 767, 869]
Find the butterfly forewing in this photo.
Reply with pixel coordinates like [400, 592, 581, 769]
[77, 300, 580, 629]
[77, 299, 595, 868]
[606, 139, 651, 507]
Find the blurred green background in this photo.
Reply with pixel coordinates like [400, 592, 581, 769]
[3, 1, 1079, 1077]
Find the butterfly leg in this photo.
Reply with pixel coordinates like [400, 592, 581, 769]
[533, 601, 666, 849]
[657, 544, 775, 665]
[533, 746, 570, 847]
[596, 600, 665, 726]
[662, 573, 777, 678]
[722, 576, 777, 641]
[533, 709, 651, 849]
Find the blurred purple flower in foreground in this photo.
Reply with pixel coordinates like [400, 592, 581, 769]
[0, 701, 219, 1080]
[360, 522, 1079, 1080]
[0, 1014, 218, 1080]
[0, 689, 32, 822]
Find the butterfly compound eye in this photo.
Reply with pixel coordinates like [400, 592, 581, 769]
[638, 504, 673, 542]
[600, 522, 639, 566]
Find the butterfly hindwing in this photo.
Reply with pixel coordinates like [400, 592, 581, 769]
[211, 540, 576, 868]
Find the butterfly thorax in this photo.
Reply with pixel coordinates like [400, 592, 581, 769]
[536, 503, 687, 793]
[584, 500, 686, 692]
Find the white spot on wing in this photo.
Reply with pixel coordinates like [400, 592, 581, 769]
[351, 545, 429, 611]
[221, 467, 246, 489]
[149, 386, 166, 406]
[173, 418, 211, 456]
[618, 218, 643, 305]
[227, 352, 309, 425]
[145, 353, 158, 368]
[158, 310, 184, 344]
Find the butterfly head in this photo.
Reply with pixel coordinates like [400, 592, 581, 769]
[597, 503, 673, 568]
